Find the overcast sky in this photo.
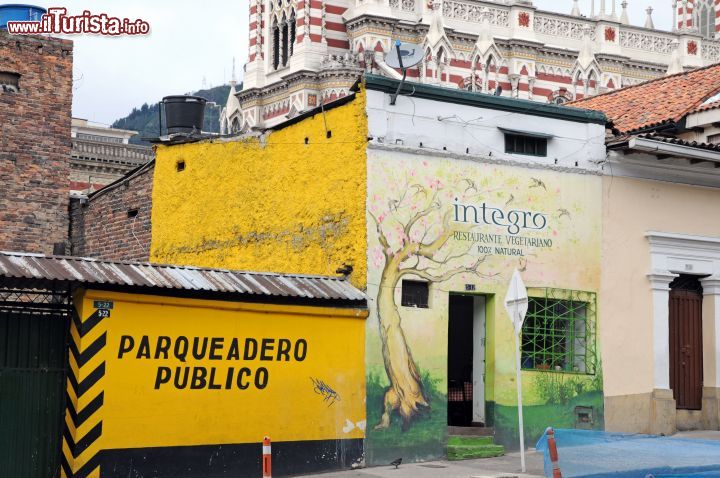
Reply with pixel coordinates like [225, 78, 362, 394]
[40, 0, 672, 125]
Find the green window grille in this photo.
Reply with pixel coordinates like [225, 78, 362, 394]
[521, 288, 597, 374]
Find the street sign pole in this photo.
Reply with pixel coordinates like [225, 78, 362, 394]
[515, 322, 526, 473]
[504, 269, 528, 473]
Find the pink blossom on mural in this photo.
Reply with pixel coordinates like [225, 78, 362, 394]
[688, 41, 698, 55]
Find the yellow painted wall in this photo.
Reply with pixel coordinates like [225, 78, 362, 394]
[150, 92, 368, 288]
[601, 176, 720, 398]
[75, 290, 367, 452]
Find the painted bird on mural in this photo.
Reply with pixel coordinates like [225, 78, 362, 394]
[505, 194, 515, 206]
[390, 458, 402, 469]
[460, 178, 477, 193]
[409, 184, 427, 197]
[558, 208, 571, 218]
[530, 177, 547, 190]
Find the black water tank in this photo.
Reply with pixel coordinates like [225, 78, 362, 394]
[162, 95, 207, 135]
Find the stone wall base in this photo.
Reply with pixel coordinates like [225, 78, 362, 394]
[605, 389, 676, 435]
[702, 387, 720, 430]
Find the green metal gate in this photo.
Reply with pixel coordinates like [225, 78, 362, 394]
[0, 287, 71, 478]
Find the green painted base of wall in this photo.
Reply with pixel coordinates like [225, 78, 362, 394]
[365, 373, 447, 465]
[447, 444, 505, 460]
[447, 436, 505, 460]
[491, 391, 604, 451]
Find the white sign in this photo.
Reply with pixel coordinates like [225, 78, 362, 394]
[504, 269, 528, 334]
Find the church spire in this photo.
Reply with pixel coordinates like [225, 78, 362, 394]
[425, 0, 450, 51]
[644, 6, 655, 29]
[666, 39, 684, 75]
[571, 0, 581, 17]
[230, 57, 237, 88]
[619, 1, 629, 25]
[577, 25, 596, 70]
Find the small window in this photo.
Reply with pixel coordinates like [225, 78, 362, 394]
[505, 134, 547, 157]
[708, 133, 720, 145]
[521, 293, 596, 374]
[0, 71, 20, 93]
[176, 160, 186, 172]
[401, 280, 429, 308]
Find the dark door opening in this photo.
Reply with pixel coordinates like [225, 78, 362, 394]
[448, 295, 485, 427]
[669, 275, 704, 410]
[0, 287, 70, 477]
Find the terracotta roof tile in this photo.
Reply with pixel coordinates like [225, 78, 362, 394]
[567, 63, 720, 134]
[607, 132, 720, 152]
[692, 100, 720, 114]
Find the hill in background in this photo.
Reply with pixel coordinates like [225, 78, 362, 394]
[111, 84, 235, 145]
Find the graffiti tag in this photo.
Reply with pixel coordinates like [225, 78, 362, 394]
[311, 377, 340, 406]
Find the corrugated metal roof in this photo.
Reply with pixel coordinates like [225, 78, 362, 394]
[0, 251, 366, 303]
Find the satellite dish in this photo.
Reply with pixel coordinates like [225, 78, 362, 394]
[385, 41, 424, 69]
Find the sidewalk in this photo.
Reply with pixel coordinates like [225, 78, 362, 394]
[301, 451, 545, 478]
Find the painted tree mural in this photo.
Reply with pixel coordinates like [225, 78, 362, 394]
[369, 177, 493, 430]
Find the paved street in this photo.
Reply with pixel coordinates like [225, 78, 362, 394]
[300, 452, 545, 478]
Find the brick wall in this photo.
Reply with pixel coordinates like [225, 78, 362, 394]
[70, 161, 154, 262]
[0, 32, 73, 254]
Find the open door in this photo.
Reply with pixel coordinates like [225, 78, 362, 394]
[448, 295, 486, 426]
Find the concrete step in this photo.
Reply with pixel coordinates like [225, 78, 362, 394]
[447, 426, 494, 436]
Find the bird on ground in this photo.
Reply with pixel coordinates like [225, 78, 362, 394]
[390, 458, 402, 469]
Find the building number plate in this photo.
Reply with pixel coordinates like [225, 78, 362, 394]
[94, 300, 114, 310]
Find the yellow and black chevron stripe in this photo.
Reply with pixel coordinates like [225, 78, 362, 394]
[61, 306, 107, 478]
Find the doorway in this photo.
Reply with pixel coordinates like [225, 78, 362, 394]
[669, 275, 704, 410]
[0, 286, 70, 477]
[448, 295, 486, 427]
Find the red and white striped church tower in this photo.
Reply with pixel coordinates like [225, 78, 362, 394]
[227, 0, 720, 132]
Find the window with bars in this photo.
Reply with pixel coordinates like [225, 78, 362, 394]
[504, 133, 548, 157]
[401, 280, 429, 308]
[521, 289, 597, 374]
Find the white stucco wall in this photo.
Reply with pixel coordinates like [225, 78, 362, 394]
[366, 89, 607, 171]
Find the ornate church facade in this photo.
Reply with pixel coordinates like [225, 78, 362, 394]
[222, 0, 720, 132]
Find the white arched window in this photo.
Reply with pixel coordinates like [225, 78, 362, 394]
[696, 0, 717, 39]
